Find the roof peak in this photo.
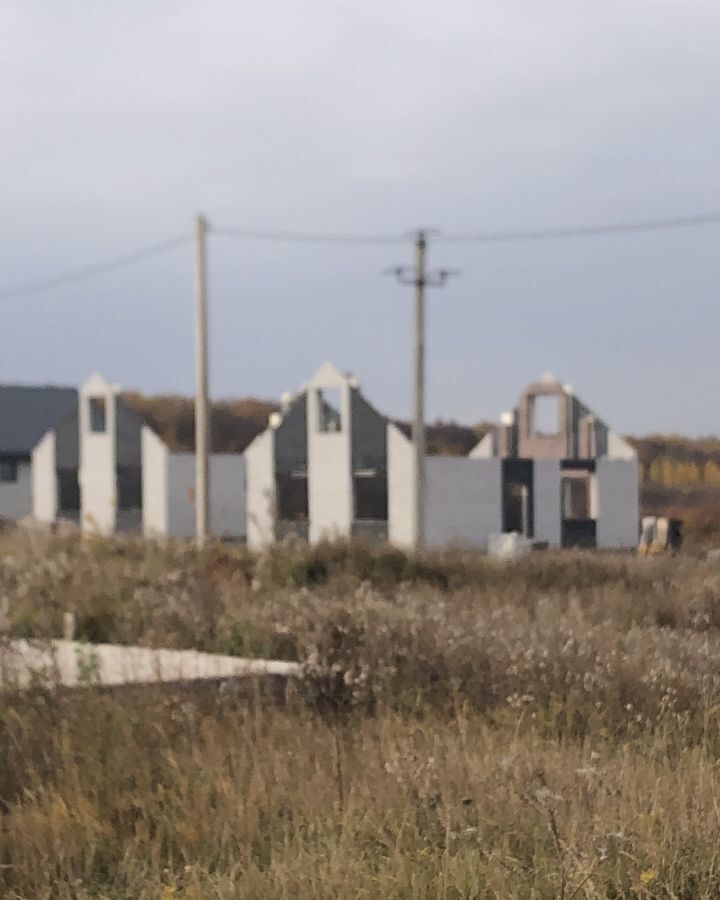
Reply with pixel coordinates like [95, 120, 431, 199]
[540, 371, 560, 385]
[304, 361, 358, 390]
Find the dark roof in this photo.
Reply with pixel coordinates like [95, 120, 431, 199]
[0, 385, 77, 456]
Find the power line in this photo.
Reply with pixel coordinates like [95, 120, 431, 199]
[438, 211, 720, 244]
[0, 233, 192, 301]
[211, 224, 407, 245]
[211, 211, 720, 246]
[3, 208, 720, 302]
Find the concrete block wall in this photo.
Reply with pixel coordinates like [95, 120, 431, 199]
[210, 455, 246, 539]
[0, 462, 32, 520]
[166, 454, 196, 538]
[425, 457, 503, 549]
[389, 430, 504, 551]
[143, 438, 247, 541]
[595, 459, 639, 549]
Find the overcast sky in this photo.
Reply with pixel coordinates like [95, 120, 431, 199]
[2, 1, 720, 436]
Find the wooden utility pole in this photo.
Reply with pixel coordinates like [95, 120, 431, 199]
[194, 214, 210, 547]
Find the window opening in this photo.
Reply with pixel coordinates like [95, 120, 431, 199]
[353, 469, 387, 521]
[561, 474, 592, 520]
[276, 471, 309, 521]
[531, 394, 561, 436]
[117, 466, 142, 510]
[0, 460, 18, 483]
[89, 397, 107, 433]
[317, 387, 342, 433]
[57, 468, 80, 511]
[503, 482, 529, 534]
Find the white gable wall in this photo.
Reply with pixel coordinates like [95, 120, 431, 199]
[32, 431, 57, 523]
[246, 428, 276, 548]
[607, 430, 637, 461]
[79, 374, 117, 536]
[387, 423, 416, 548]
[307, 380, 353, 542]
[141, 427, 169, 538]
[469, 432, 495, 459]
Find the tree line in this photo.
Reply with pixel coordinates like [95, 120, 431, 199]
[124, 392, 720, 489]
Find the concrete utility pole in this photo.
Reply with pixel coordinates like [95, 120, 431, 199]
[194, 214, 210, 547]
[388, 230, 456, 550]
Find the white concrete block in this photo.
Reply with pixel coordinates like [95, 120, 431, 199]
[488, 532, 531, 559]
[425, 458, 503, 549]
[141, 427, 169, 537]
[79, 374, 117, 535]
[246, 428, 276, 548]
[595, 459, 639, 549]
[387, 423, 415, 547]
[32, 430, 57, 523]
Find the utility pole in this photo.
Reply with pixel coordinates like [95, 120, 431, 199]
[194, 214, 210, 547]
[388, 230, 457, 550]
[413, 233, 427, 550]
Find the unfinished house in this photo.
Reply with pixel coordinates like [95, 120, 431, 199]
[33, 373, 246, 540]
[245, 363, 389, 547]
[0, 384, 77, 522]
[33, 374, 145, 534]
[470, 374, 639, 549]
[246, 362, 506, 551]
[20, 366, 636, 551]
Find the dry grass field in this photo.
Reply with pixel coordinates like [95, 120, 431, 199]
[2, 528, 720, 898]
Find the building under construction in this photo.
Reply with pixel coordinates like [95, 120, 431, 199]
[1, 366, 639, 550]
[244, 365, 638, 550]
